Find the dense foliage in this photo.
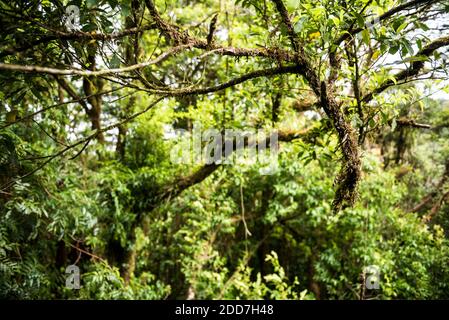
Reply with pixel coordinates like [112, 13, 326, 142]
[1, 0, 449, 299]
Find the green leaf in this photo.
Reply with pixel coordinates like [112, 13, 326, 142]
[86, 0, 97, 8]
[417, 38, 423, 50]
[361, 29, 370, 45]
[286, 0, 299, 11]
[396, 22, 408, 33]
[121, 3, 130, 17]
[109, 54, 121, 69]
[329, 15, 340, 27]
[401, 39, 413, 55]
[294, 16, 308, 33]
[402, 55, 429, 63]
[389, 44, 399, 55]
[353, 12, 365, 29]
[414, 21, 429, 31]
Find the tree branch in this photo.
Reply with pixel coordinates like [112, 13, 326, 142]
[362, 35, 449, 103]
[155, 127, 313, 207]
[334, 0, 435, 47]
[271, 0, 302, 58]
[0, 45, 191, 76]
[396, 118, 432, 129]
[54, 76, 90, 114]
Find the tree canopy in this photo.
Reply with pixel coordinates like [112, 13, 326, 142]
[1, 0, 449, 299]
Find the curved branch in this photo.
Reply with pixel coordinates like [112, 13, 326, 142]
[147, 65, 304, 96]
[0, 45, 191, 76]
[334, 0, 435, 47]
[156, 127, 314, 207]
[144, 0, 294, 61]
